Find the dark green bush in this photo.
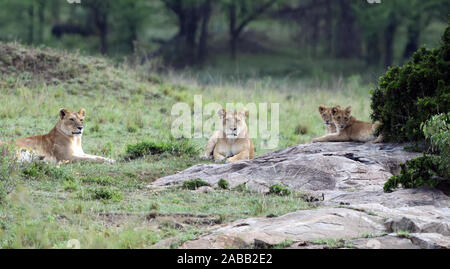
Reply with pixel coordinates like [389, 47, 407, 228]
[268, 184, 291, 196]
[217, 179, 229, 189]
[384, 113, 449, 192]
[384, 155, 443, 192]
[124, 139, 198, 160]
[182, 178, 210, 190]
[78, 187, 123, 202]
[370, 25, 450, 142]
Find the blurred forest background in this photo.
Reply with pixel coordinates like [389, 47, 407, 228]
[0, 0, 449, 83]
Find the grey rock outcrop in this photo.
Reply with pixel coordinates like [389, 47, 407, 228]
[148, 142, 450, 249]
[149, 142, 420, 198]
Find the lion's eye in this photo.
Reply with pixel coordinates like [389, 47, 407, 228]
[70, 118, 75, 121]
[344, 117, 348, 121]
[337, 117, 341, 120]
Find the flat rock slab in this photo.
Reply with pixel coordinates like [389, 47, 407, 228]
[289, 234, 420, 249]
[149, 142, 421, 199]
[182, 207, 386, 249]
[181, 204, 450, 249]
[149, 142, 450, 249]
[410, 233, 450, 249]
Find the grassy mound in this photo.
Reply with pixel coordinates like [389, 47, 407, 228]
[0, 43, 103, 84]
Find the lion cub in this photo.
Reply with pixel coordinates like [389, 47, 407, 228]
[318, 105, 340, 134]
[12, 108, 114, 163]
[312, 106, 382, 143]
[201, 109, 254, 162]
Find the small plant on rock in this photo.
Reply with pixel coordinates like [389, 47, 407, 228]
[268, 184, 291, 196]
[217, 179, 229, 189]
[182, 178, 210, 190]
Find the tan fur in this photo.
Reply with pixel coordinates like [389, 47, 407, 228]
[201, 109, 254, 162]
[12, 108, 114, 163]
[312, 106, 383, 143]
[318, 105, 340, 134]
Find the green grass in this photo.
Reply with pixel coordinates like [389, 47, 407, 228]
[0, 162, 312, 248]
[0, 42, 372, 248]
[312, 238, 355, 249]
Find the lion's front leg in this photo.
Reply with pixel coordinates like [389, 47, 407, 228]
[71, 154, 115, 164]
[201, 131, 219, 160]
[370, 134, 383, 143]
[226, 150, 250, 163]
[213, 151, 227, 162]
[312, 133, 348, 143]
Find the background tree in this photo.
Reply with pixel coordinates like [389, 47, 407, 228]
[222, 0, 278, 59]
[0, 0, 448, 72]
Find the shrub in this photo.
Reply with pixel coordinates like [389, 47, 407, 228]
[124, 139, 198, 160]
[384, 155, 443, 192]
[182, 178, 210, 190]
[217, 179, 229, 189]
[21, 161, 73, 181]
[370, 25, 450, 142]
[79, 187, 123, 202]
[384, 113, 449, 192]
[422, 112, 450, 166]
[268, 184, 291, 196]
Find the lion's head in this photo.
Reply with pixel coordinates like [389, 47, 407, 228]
[318, 105, 340, 126]
[218, 109, 249, 139]
[331, 106, 352, 131]
[58, 108, 86, 136]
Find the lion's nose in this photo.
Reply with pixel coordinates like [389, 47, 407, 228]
[232, 127, 237, 131]
[77, 126, 83, 131]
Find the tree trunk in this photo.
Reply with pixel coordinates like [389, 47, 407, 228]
[27, 4, 34, 44]
[311, 13, 319, 57]
[198, 0, 212, 64]
[92, 6, 108, 54]
[229, 3, 237, 59]
[384, 17, 397, 68]
[403, 23, 420, 60]
[37, 0, 45, 44]
[336, 0, 361, 58]
[366, 33, 381, 67]
[324, 1, 334, 55]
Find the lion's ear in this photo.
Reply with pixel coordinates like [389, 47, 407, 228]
[318, 105, 326, 113]
[218, 108, 226, 118]
[345, 106, 352, 114]
[59, 108, 70, 119]
[78, 108, 86, 118]
[331, 106, 339, 115]
[335, 105, 341, 109]
[239, 109, 249, 118]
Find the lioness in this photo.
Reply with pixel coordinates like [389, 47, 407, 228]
[201, 109, 254, 162]
[9, 108, 114, 163]
[318, 105, 340, 134]
[312, 106, 383, 143]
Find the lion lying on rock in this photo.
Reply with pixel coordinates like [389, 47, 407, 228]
[2, 108, 114, 164]
[201, 109, 254, 162]
[313, 106, 383, 143]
